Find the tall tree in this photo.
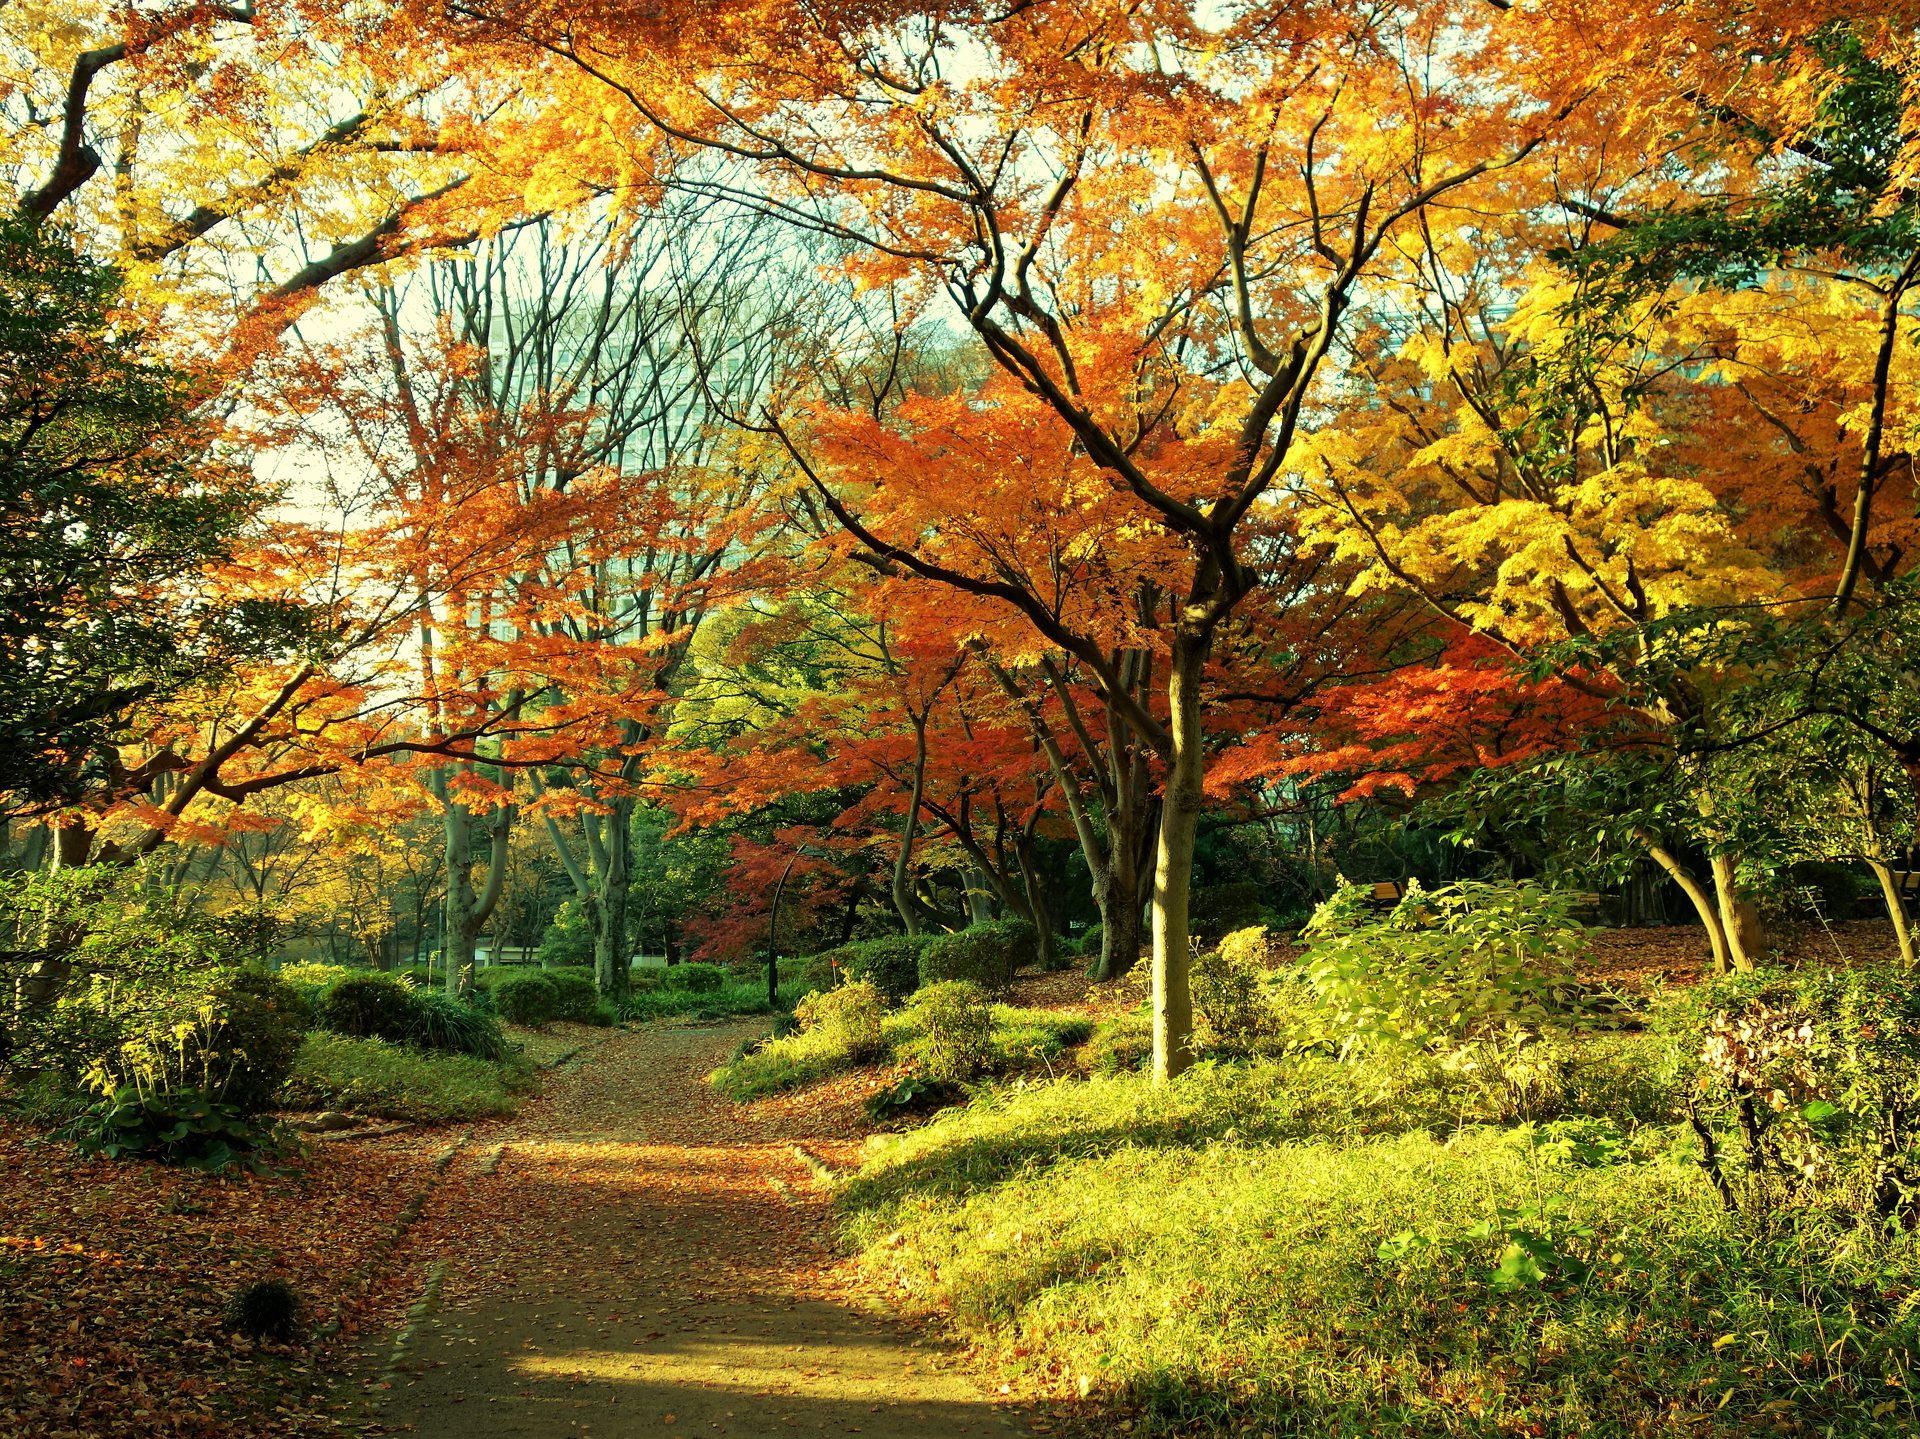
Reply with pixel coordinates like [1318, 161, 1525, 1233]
[0, 218, 270, 816]
[437, 0, 1635, 1078]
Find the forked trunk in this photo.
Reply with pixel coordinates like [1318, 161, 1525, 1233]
[1641, 834, 1731, 974]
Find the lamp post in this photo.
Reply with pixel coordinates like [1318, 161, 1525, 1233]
[766, 844, 828, 1012]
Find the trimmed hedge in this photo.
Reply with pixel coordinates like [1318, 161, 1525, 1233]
[809, 936, 926, 1004]
[918, 919, 1036, 993]
[542, 967, 600, 1022]
[318, 974, 422, 1044]
[491, 971, 559, 1026]
[666, 963, 729, 993]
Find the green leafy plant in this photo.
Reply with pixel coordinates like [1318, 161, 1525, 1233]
[664, 962, 729, 994]
[60, 1085, 289, 1173]
[1294, 880, 1589, 1057]
[406, 993, 510, 1060]
[84, 967, 306, 1118]
[863, 1073, 955, 1122]
[793, 980, 885, 1061]
[1378, 1195, 1598, 1292]
[535, 900, 594, 967]
[1191, 925, 1284, 1056]
[1673, 964, 1920, 1218]
[901, 981, 996, 1084]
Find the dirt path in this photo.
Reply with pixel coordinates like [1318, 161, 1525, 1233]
[360, 1023, 1022, 1439]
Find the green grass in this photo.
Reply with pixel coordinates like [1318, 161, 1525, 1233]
[834, 1042, 1920, 1437]
[279, 1031, 536, 1123]
[622, 977, 815, 1023]
[708, 1003, 1093, 1102]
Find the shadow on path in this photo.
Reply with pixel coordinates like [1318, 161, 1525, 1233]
[364, 1024, 1021, 1439]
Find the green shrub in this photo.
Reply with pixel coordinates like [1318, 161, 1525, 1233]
[1674, 964, 1920, 1219]
[224, 1280, 300, 1341]
[542, 968, 600, 1022]
[276, 959, 360, 991]
[1086, 1007, 1152, 1075]
[591, 999, 620, 1027]
[804, 947, 847, 988]
[274, 960, 360, 1020]
[1076, 921, 1105, 958]
[1191, 925, 1284, 1056]
[664, 962, 728, 993]
[919, 919, 1034, 992]
[1294, 879, 1587, 1056]
[91, 967, 307, 1116]
[492, 970, 559, 1026]
[838, 936, 925, 1003]
[406, 992, 510, 1060]
[318, 973, 423, 1044]
[280, 1031, 533, 1123]
[805, 937, 927, 1000]
[794, 980, 886, 1061]
[1188, 880, 1268, 941]
[621, 976, 814, 1024]
[901, 981, 996, 1084]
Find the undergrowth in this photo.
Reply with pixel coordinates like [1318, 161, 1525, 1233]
[708, 1003, 1091, 1102]
[836, 1036, 1920, 1437]
[622, 976, 815, 1024]
[279, 1031, 535, 1122]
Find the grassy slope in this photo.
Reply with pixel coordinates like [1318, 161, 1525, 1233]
[281, 1031, 536, 1122]
[837, 1045, 1920, 1438]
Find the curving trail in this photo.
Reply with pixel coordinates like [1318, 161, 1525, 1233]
[360, 1022, 1023, 1439]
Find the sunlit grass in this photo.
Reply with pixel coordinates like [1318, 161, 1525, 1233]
[838, 1047, 1920, 1437]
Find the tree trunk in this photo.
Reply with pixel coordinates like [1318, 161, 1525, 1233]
[1150, 635, 1205, 1084]
[1012, 830, 1055, 971]
[594, 798, 633, 1002]
[891, 714, 932, 936]
[962, 867, 995, 926]
[984, 653, 1155, 983]
[1710, 852, 1762, 973]
[442, 797, 477, 996]
[836, 884, 863, 946]
[1867, 858, 1917, 968]
[1642, 835, 1731, 974]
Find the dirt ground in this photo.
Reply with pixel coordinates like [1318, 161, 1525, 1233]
[352, 1023, 1034, 1439]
